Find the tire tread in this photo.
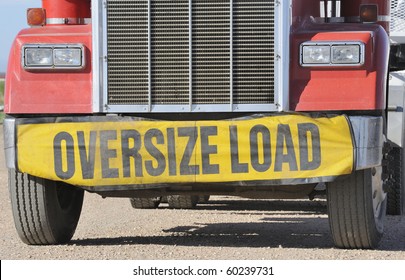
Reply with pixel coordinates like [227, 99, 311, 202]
[130, 197, 161, 209]
[386, 147, 403, 215]
[9, 169, 83, 245]
[167, 195, 198, 209]
[327, 170, 384, 249]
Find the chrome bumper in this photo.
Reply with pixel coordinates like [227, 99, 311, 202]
[348, 116, 384, 170]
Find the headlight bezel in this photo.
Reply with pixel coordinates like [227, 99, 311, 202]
[22, 44, 85, 70]
[300, 41, 365, 67]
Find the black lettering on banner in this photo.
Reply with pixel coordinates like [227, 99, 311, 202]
[144, 129, 166, 176]
[250, 125, 271, 172]
[230, 125, 249, 173]
[178, 127, 199, 175]
[200, 126, 219, 174]
[274, 124, 298, 172]
[53, 132, 75, 180]
[298, 123, 321, 170]
[167, 128, 177, 176]
[121, 130, 143, 178]
[77, 131, 97, 179]
[100, 130, 119, 179]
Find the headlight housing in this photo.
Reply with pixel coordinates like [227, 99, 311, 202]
[22, 44, 85, 69]
[300, 42, 364, 67]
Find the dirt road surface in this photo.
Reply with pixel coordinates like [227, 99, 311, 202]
[0, 127, 404, 260]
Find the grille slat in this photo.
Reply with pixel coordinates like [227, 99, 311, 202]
[391, 0, 405, 33]
[106, 0, 275, 109]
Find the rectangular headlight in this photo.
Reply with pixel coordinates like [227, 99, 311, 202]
[54, 48, 82, 67]
[302, 45, 330, 64]
[331, 45, 361, 64]
[25, 48, 53, 67]
[22, 44, 85, 69]
[300, 42, 364, 67]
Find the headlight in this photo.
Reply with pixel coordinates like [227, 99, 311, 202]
[331, 45, 361, 64]
[25, 48, 53, 66]
[54, 49, 82, 67]
[300, 42, 364, 67]
[302, 45, 330, 64]
[22, 44, 85, 69]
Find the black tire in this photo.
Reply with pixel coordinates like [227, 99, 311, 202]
[386, 147, 405, 215]
[130, 197, 161, 209]
[327, 168, 387, 249]
[9, 169, 84, 245]
[167, 195, 198, 209]
[198, 195, 210, 203]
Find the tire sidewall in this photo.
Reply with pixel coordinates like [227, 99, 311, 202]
[43, 179, 84, 243]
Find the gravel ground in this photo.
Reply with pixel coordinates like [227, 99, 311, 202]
[0, 127, 404, 260]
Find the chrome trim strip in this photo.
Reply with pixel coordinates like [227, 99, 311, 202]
[3, 118, 16, 169]
[91, 0, 102, 112]
[377, 15, 391, 22]
[101, 0, 109, 112]
[46, 18, 91, 25]
[277, 0, 290, 111]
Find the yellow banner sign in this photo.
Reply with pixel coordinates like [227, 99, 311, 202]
[17, 115, 354, 187]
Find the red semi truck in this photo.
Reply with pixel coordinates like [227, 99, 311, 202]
[3, 0, 405, 248]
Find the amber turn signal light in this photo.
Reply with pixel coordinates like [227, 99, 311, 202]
[27, 8, 46, 26]
[360, 4, 378, 23]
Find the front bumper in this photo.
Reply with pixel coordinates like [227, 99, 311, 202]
[3, 114, 383, 188]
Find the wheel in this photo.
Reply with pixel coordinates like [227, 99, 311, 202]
[386, 146, 405, 215]
[167, 195, 198, 209]
[9, 169, 84, 245]
[130, 197, 161, 209]
[327, 168, 387, 249]
[198, 195, 210, 203]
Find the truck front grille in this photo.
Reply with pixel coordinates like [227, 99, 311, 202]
[105, 0, 276, 111]
[391, 0, 405, 34]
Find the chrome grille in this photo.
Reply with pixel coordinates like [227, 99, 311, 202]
[192, 1, 230, 104]
[391, 0, 405, 34]
[107, 1, 149, 104]
[106, 0, 276, 111]
[151, 0, 189, 104]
